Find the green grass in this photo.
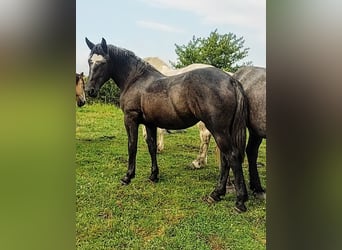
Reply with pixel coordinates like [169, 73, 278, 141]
[76, 103, 266, 250]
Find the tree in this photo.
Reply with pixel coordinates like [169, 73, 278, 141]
[84, 77, 120, 106]
[171, 29, 251, 72]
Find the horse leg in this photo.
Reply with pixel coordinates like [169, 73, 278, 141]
[209, 152, 229, 201]
[209, 132, 248, 212]
[215, 146, 234, 192]
[246, 132, 266, 199]
[226, 169, 235, 193]
[142, 125, 147, 141]
[229, 150, 248, 212]
[157, 128, 164, 153]
[121, 114, 139, 185]
[145, 125, 159, 182]
[192, 122, 211, 168]
[144, 126, 164, 153]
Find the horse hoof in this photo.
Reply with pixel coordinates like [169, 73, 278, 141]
[234, 202, 247, 213]
[120, 177, 131, 185]
[190, 160, 203, 169]
[148, 176, 159, 183]
[208, 192, 222, 202]
[202, 195, 219, 204]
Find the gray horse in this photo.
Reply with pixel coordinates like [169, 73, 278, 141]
[193, 66, 266, 198]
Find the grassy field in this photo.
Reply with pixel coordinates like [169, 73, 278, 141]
[76, 103, 266, 250]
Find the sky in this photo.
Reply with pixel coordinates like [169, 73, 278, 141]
[76, 0, 265, 75]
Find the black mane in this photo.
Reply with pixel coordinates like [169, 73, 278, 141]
[95, 44, 159, 88]
[90, 42, 159, 81]
[108, 45, 136, 59]
[90, 43, 141, 64]
[108, 45, 143, 68]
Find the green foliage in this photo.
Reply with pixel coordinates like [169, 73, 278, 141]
[171, 29, 252, 72]
[85, 78, 121, 106]
[98, 79, 120, 106]
[76, 103, 266, 249]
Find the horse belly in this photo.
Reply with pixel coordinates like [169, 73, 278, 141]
[142, 96, 198, 129]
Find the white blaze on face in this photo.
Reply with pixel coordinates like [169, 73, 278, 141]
[90, 54, 105, 64]
[88, 53, 106, 80]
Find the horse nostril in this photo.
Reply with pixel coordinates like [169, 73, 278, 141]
[88, 88, 95, 97]
[77, 100, 85, 107]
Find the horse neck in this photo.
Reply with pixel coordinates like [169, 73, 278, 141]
[108, 46, 157, 90]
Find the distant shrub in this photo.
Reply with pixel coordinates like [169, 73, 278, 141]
[85, 78, 120, 106]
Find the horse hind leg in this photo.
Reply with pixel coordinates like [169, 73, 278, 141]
[191, 122, 211, 169]
[157, 128, 165, 153]
[208, 152, 230, 201]
[246, 132, 266, 199]
[142, 125, 147, 141]
[229, 150, 248, 212]
[144, 126, 164, 153]
[209, 134, 248, 212]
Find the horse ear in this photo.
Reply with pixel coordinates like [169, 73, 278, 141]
[80, 72, 84, 77]
[85, 37, 95, 50]
[101, 38, 108, 53]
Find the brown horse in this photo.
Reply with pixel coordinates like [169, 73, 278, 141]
[85, 38, 249, 212]
[76, 72, 86, 107]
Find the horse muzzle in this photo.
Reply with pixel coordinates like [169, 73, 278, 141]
[77, 99, 86, 107]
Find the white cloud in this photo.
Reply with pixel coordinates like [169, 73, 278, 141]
[136, 20, 185, 33]
[141, 0, 265, 29]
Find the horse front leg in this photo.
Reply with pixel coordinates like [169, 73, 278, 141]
[145, 125, 159, 182]
[121, 114, 139, 185]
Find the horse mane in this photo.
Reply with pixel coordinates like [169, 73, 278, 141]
[89, 42, 162, 88]
[108, 45, 153, 74]
[108, 45, 136, 60]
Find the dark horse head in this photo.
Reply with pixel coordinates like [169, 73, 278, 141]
[84, 38, 111, 97]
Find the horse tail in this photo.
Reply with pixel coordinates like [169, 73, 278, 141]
[230, 78, 248, 162]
